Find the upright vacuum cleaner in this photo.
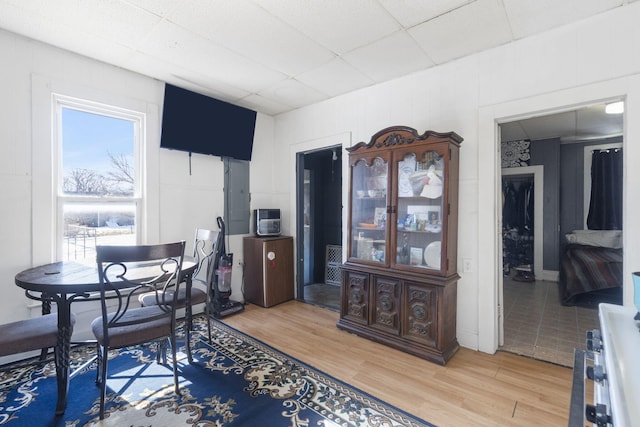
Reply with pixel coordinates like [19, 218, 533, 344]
[211, 216, 244, 318]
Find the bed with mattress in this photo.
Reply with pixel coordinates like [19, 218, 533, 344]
[559, 230, 623, 307]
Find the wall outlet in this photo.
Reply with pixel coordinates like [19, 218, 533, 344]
[463, 258, 472, 273]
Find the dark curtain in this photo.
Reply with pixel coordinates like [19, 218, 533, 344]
[502, 182, 518, 229]
[587, 149, 622, 230]
[502, 178, 534, 231]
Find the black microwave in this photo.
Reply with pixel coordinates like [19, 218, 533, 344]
[254, 209, 281, 236]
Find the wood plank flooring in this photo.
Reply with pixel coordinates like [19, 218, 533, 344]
[220, 300, 573, 427]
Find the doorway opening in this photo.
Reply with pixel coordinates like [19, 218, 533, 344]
[501, 166, 543, 281]
[296, 145, 343, 311]
[497, 102, 624, 367]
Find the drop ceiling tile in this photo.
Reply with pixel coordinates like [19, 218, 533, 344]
[409, 0, 512, 64]
[239, 93, 291, 116]
[84, 1, 165, 47]
[378, 0, 473, 28]
[501, 102, 623, 143]
[503, 0, 623, 40]
[0, 3, 65, 44]
[58, 30, 139, 66]
[253, 0, 400, 54]
[126, 0, 186, 18]
[139, 20, 287, 93]
[0, 1, 164, 56]
[500, 122, 529, 142]
[142, 60, 253, 102]
[343, 30, 435, 82]
[167, 0, 334, 76]
[519, 110, 576, 140]
[296, 57, 374, 97]
[0, 1, 36, 31]
[29, 0, 162, 50]
[576, 105, 623, 137]
[0, 1, 137, 65]
[259, 78, 328, 109]
[0, 2, 84, 49]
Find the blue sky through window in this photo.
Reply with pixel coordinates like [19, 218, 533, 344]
[62, 108, 134, 175]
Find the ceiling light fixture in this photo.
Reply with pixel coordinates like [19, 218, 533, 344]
[605, 101, 624, 114]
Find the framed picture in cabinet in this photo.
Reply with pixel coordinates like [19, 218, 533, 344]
[373, 207, 387, 227]
[427, 207, 440, 224]
[410, 247, 423, 265]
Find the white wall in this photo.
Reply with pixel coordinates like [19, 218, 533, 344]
[3, 3, 640, 358]
[275, 4, 640, 353]
[0, 29, 275, 343]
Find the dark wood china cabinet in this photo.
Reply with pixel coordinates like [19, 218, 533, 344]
[338, 126, 462, 365]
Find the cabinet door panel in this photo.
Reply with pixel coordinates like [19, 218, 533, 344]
[348, 155, 390, 266]
[341, 270, 369, 324]
[371, 276, 400, 334]
[402, 283, 438, 347]
[393, 146, 448, 274]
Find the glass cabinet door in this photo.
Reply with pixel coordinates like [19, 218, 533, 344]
[394, 150, 445, 271]
[349, 157, 388, 264]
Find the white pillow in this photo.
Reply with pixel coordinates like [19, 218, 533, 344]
[565, 230, 622, 249]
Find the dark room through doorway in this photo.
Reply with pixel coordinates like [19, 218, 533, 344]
[296, 146, 343, 311]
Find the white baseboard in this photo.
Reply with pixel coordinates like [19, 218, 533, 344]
[457, 328, 480, 352]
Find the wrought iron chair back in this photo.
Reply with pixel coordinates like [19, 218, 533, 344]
[92, 241, 185, 420]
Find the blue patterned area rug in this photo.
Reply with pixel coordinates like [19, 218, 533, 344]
[0, 317, 435, 427]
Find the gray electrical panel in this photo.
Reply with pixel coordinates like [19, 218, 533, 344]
[224, 157, 250, 235]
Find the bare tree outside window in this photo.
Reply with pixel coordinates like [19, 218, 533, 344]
[106, 152, 134, 195]
[64, 168, 110, 195]
[63, 152, 134, 196]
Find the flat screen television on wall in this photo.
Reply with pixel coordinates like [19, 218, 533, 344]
[160, 83, 257, 161]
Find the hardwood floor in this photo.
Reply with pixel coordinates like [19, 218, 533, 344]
[220, 300, 573, 427]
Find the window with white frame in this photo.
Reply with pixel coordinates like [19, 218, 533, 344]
[54, 95, 143, 264]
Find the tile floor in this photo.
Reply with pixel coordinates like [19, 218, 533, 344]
[302, 283, 340, 311]
[500, 276, 600, 367]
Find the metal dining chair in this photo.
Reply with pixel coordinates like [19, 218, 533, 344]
[138, 229, 219, 361]
[91, 241, 186, 420]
